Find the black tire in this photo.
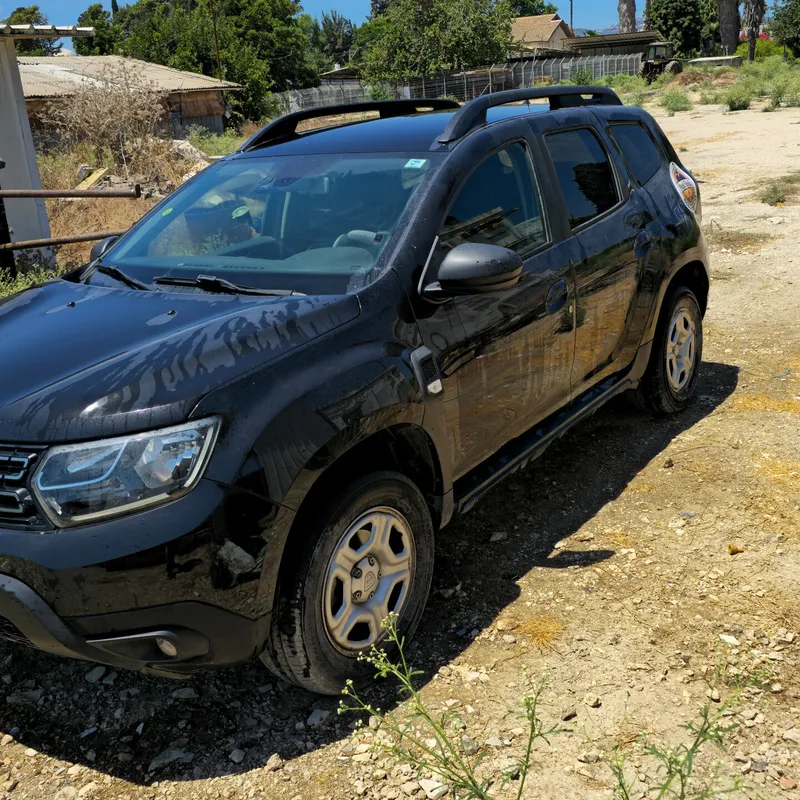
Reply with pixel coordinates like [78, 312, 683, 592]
[631, 285, 703, 415]
[261, 471, 435, 695]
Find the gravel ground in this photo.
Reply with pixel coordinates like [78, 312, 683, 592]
[1, 101, 800, 800]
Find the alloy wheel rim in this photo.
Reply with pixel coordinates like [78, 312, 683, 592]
[323, 506, 415, 654]
[666, 309, 696, 393]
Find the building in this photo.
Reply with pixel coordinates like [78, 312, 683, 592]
[18, 55, 243, 136]
[511, 13, 573, 53]
[561, 30, 665, 57]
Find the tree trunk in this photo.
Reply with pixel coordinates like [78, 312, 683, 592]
[618, 0, 636, 34]
[717, 0, 739, 55]
[744, 0, 765, 61]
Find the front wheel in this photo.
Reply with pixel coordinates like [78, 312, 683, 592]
[631, 285, 703, 415]
[261, 471, 434, 694]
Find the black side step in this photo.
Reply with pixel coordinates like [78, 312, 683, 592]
[454, 375, 632, 514]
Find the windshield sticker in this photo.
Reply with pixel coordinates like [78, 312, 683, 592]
[232, 205, 250, 219]
[161, 207, 174, 217]
[404, 158, 427, 169]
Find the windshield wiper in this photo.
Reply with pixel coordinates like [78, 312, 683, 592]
[90, 263, 153, 291]
[153, 274, 301, 297]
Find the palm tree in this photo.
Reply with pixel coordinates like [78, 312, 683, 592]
[717, 0, 739, 55]
[618, 0, 636, 33]
[743, 0, 766, 61]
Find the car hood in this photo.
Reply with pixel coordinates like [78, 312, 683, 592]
[0, 280, 360, 443]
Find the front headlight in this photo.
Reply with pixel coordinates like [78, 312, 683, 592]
[32, 418, 220, 528]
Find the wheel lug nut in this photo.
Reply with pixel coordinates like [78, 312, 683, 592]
[352, 568, 362, 578]
[368, 557, 375, 566]
[368, 592, 375, 599]
[354, 590, 362, 600]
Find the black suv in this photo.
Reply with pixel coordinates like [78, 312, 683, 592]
[0, 88, 708, 694]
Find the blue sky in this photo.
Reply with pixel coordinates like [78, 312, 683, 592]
[2, 1, 620, 32]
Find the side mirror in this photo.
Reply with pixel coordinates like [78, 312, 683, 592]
[90, 236, 118, 262]
[424, 243, 523, 298]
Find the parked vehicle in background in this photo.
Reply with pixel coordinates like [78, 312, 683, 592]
[0, 87, 708, 694]
[639, 41, 684, 82]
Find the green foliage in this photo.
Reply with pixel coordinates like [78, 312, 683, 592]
[339, 614, 567, 800]
[509, 0, 558, 14]
[723, 82, 754, 109]
[571, 67, 595, 85]
[649, 0, 703, 56]
[774, 0, 800, 55]
[320, 10, 355, 65]
[1, 5, 62, 55]
[596, 72, 648, 94]
[698, 89, 720, 103]
[360, 0, 513, 81]
[115, 0, 318, 119]
[0, 267, 62, 300]
[759, 172, 800, 205]
[698, 0, 720, 50]
[660, 86, 693, 113]
[735, 37, 788, 60]
[186, 125, 246, 156]
[611, 697, 742, 800]
[75, 4, 117, 56]
[298, 13, 334, 75]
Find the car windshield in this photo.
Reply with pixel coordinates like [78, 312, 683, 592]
[101, 152, 440, 295]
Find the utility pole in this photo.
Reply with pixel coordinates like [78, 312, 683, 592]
[209, 0, 223, 83]
[570, 0, 574, 32]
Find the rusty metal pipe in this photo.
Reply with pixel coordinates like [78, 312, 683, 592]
[0, 185, 142, 199]
[0, 230, 127, 251]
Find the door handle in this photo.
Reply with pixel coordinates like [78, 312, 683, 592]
[546, 279, 568, 314]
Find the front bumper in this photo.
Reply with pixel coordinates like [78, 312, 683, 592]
[0, 574, 263, 676]
[0, 478, 281, 675]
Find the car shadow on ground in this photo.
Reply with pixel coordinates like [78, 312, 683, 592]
[0, 362, 739, 786]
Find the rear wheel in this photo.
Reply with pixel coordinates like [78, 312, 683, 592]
[666, 60, 683, 75]
[261, 471, 434, 694]
[631, 285, 703, 415]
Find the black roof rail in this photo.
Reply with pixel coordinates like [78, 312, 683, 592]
[239, 98, 461, 152]
[437, 86, 622, 144]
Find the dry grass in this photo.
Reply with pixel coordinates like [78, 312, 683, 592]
[731, 393, 800, 414]
[704, 226, 775, 253]
[757, 457, 800, 489]
[516, 614, 564, 648]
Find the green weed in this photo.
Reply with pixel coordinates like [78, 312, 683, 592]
[660, 87, 693, 115]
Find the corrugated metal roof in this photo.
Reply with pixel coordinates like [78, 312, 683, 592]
[0, 24, 94, 38]
[563, 30, 664, 48]
[18, 55, 242, 98]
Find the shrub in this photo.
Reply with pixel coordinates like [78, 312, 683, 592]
[761, 182, 787, 205]
[723, 83, 754, 110]
[0, 266, 62, 300]
[698, 90, 720, 104]
[736, 38, 788, 61]
[660, 87, 693, 114]
[627, 92, 646, 107]
[186, 126, 245, 157]
[571, 66, 595, 85]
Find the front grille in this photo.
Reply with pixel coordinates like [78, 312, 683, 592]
[0, 445, 48, 530]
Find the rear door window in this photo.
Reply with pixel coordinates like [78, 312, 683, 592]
[608, 123, 664, 185]
[545, 128, 619, 229]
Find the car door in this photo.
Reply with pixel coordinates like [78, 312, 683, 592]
[414, 139, 578, 480]
[542, 124, 658, 395]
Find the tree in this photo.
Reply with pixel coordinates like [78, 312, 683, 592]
[699, 0, 720, 51]
[115, 0, 319, 121]
[618, 0, 636, 33]
[361, 0, 513, 81]
[320, 10, 355, 65]
[648, 0, 702, 55]
[773, 0, 800, 54]
[75, 4, 119, 55]
[509, 0, 558, 15]
[743, 0, 767, 60]
[717, 0, 740, 54]
[111, 0, 120, 14]
[370, 0, 390, 15]
[1, 5, 62, 55]
[298, 12, 333, 74]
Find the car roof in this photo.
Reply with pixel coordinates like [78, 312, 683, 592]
[234, 103, 555, 158]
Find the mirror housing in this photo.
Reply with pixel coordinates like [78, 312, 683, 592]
[424, 242, 523, 298]
[90, 236, 118, 262]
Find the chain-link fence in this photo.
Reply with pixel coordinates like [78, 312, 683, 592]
[268, 53, 643, 113]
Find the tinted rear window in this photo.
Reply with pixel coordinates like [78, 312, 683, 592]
[546, 128, 618, 229]
[609, 123, 664, 185]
